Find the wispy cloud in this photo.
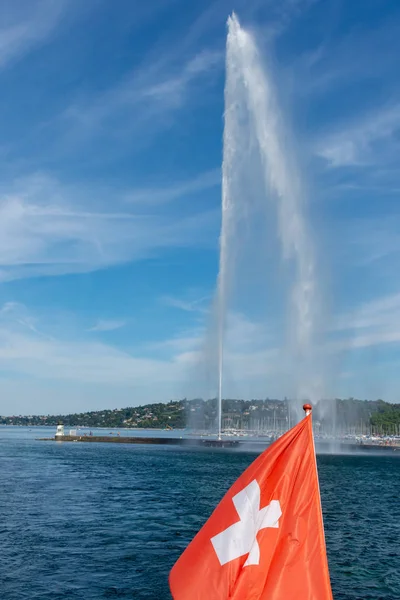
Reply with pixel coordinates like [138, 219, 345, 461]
[140, 50, 222, 104]
[292, 10, 400, 99]
[0, 306, 279, 408]
[124, 169, 220, 205]
[182, 0, 318, 47]
[87, 319, 127, 333]
[0, 0, 67, 70]
[2, 297, 399, 413]
[320, 291, 400, 369]
[316, 104, 400, 167]
[341, 214, 400, 269]
[62, 48, 222, 145]
[162, 295, 211, 313]
[0, 300, 53, 338]
[2, 298, 398, 404]
[0, 303, 187, 390]
[0, 172, 218, 282]
[0, 328, 178, 386]
[334, 292, 400, 335]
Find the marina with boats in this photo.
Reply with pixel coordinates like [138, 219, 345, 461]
[38, 423, 400, 453]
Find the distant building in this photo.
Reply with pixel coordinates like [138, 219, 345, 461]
[55, 423, 64, 438]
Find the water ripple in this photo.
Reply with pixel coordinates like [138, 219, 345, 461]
[0, 434, 399, 599]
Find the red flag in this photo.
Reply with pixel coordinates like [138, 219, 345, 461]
[169, 412, 333, 600]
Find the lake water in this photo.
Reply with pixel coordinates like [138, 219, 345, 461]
[0, 427, 399, 599]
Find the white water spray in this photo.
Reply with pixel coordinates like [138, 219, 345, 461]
[216, 14, 321, 435]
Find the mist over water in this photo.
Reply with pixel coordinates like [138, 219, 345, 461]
[215, 14, 323, 421]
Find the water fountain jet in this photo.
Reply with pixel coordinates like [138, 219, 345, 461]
[216, 13, 322, 436]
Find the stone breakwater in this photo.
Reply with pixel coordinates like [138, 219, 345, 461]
[38, 435, 240, 448]
[36, 435, 400, 453]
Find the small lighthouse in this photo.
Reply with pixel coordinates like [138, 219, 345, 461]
[55, 422, 65, 439]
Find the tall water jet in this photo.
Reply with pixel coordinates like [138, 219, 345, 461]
[216, 13, 321, 434]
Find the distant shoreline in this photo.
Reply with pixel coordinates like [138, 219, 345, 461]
[1, 399, 399, 436]
[0, 424, 186, 431]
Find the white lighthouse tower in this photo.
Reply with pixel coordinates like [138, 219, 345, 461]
[55, 423, 65, 438]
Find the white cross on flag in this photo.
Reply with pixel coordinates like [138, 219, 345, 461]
[211, 480, 282, 567]
[169, 410, 333, 599]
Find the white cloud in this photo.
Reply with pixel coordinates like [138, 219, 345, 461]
[291, 10, 400, 105]
[162, 294, 210, 313]
[334, 293, 400, 333]
[333, 292, 400, 349]
[124, 169, 220, 205]
[2, 296, 400, 414]
[323, 292, 400, 362]
[0, 0, 67, 70]
[183, 0, 318, 46]
[151, 331, 204, 355]
[62, 48, 222, 144]
[0, 301, 48, 337]
[0, 304, 283, 414]
[339, 214, 400, 268]
[140, 50, 222, 105]
[87, 319, 127, 332]
[350, 330, 400, 350]
[0, 329, 180, 386]
[316, 104, 400, 167]
[0, 172, 218, 281]
[0, 303, 187, 390]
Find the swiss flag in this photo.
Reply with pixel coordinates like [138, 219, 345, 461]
[169, 411, 333, 599]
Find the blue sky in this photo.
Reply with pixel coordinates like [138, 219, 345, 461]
[1, 0, 400, 415]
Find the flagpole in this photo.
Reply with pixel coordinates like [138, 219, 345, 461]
[303, 402, 330, 554]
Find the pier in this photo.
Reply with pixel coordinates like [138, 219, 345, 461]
[38, 435, 240, 448]
[37, 434, 400, 453]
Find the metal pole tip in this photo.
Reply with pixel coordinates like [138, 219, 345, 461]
[303, 403, 312, 416]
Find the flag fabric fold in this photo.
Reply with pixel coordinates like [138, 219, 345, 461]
[169, 414, 333, 600]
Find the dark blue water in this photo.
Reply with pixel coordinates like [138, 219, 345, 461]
[0, 428, 399, 599]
